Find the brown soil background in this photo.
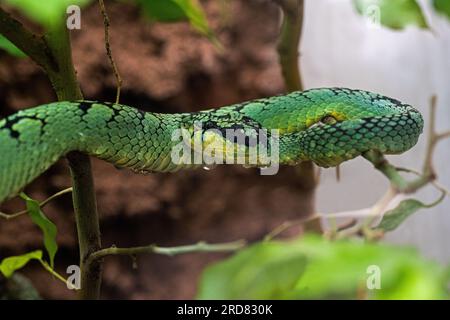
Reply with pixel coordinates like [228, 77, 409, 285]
[0, 0, 314, 299]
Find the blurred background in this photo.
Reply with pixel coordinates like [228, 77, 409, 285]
[306, 0, 450, 263]
[0, 0, 449, 299]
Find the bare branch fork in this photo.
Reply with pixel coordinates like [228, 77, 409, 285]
[266, 95, 450, 241]
[335, 95, 450, 239]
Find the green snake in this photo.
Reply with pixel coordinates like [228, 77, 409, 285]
[0, 88, 423, 204]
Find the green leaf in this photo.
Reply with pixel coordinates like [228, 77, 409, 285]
[376, 199, 428, 232]
[433, 0, 450, 20]
[4, 0, 92, 29]
[197, 235, 448, 300]
[0, 250, 43, 278]
[20, 193, 58, 268]
[353, 0, 428, 30]
[138, 0, 220, 46]
[0, 35, 26, 57]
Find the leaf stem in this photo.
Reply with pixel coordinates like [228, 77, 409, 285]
[0, 188, 72, 220]
[38, 259, 76, 289]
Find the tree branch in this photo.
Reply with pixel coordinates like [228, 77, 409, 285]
[66, 152, 102, 299]
[273, 0, 318, 232]
[1, 6, 102, 299]
[86, 240, 246, 266]
[0, 7, 56, 70]
[275, 0, 304, 91]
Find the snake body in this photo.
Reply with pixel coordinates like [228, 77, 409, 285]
[0, 88, 423, 204]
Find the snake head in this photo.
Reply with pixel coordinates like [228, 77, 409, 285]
[297, 107, 424, 168]
[272, 89, 425, 168]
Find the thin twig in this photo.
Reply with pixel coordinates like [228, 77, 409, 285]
[422, 95, 449, 177]
[39, 260, 77, 290]
[0, 188, 73, 220]
[336, 164, 341, 182]
[395, 167, 450, 198]
[86, 240, 247, 265]
[335, 187, 398, 239]
[264, 220, 305, 241]
[98, 0, 122, 104]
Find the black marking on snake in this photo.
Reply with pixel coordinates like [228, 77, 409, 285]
[77, 101, 123, 118]
[9, 128, 20, 138]
[201, 117, 266, 147]
[1, 114, 48, 139]
[136, 109, 147, 119]
[75, 101, 124, 127]
[77, 101, 94, 114]
[2, 117, 22, 138]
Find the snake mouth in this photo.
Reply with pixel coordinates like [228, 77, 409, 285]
[299, 109, 424, 168]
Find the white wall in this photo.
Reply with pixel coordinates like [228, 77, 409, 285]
[300, 0, 450, 263]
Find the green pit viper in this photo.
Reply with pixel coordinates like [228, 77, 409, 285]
[0, 88, 423, 204]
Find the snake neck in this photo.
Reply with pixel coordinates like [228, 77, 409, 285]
[76, 102, 291, 172]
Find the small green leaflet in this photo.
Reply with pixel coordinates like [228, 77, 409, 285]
[376, 199, 426, 231]
[139, 0, 187, 21]
[138, 0, 220, 47]
[0, 35, 26, 57]
[0, 250, 70, 287]
[0, 250, 43, 278]
[433, 0, 450, 20]
[20, 193, 58, 268]
[353, 0, 428, 30]
[376, 191, 445, 232]
[4, 0, 92, 29]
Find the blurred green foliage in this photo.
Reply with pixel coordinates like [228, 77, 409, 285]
[434, 0, 450, 19]
[198, 235, 449, 300]
[0, 273, 41, 300]
[4, 0, 92, 28]
[0, 0, 219, 54]
[376, 199, 433, 232]
[137, 0, 219, 46]
[353, 0, 428, 29]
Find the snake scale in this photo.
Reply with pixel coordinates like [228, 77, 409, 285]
[0, 88, 423, 204]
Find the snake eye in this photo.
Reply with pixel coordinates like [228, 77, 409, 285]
[320, 115, 337, 125]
